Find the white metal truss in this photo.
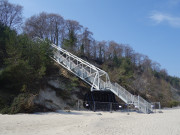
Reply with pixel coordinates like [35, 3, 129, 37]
[50, 43, 153, 113]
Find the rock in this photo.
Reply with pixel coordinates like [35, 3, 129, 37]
[48, 79, 66, 90]
[158, 110, 163, 113]
[34, 88, 67, 110]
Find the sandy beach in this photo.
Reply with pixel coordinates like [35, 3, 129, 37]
[0, 108, 180, 135]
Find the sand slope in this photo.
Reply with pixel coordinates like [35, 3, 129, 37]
[0, 108, 180, 135]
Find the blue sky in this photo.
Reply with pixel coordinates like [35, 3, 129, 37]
[9, 0, 180, 77]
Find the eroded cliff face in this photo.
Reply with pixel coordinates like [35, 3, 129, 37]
[33, 63, 90, 111]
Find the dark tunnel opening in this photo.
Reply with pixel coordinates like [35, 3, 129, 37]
[83, 91, 125, 111]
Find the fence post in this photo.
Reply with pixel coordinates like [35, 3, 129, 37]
[127, 104, 130, 115]
[159, 102, 161, 110]
[110, 102, 112, 113]
[138, 95, 140, 110]
[77, 100, 80, 111]
[93, 102, 96, 112]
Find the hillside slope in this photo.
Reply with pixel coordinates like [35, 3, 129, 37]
[0, 4, 180, 113]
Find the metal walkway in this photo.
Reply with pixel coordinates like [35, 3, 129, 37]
[51, 43, 153, 113]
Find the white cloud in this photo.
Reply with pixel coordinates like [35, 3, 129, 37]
[149, 12, 180, 28]
[168, 0, 180, 7]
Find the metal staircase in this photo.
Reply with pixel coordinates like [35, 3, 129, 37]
[51, 43, 153, 113]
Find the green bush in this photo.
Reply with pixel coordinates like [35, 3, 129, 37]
[168, 100, 179, 108]
[71, 77, 79, 87]
[0, 93, 36, 114]
[0, 98, 4, 110]
[9, 93, 36, 114]
[0, 106, 11, 114]
[0, 95, 14, 114]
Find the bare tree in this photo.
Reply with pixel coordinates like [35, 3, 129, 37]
[134, 53, 144, 66]
[23, 12, 48, 39]
[107, 41, 117, 59]
[65, 20, 82, 35]
[97, 41, 106, 62]
[141, 56, 152, 71]
[124, 45, 134, 58]
[23, 12, 64, 45]
[107, 41, 123, 60]
[91, 40, 97, 59]
[0, 0, 22, 29]
[116, 44, 123, 58]
[48, 13, 64, 45]
[80, 27, 93, 57]
[152, 62, 161, 72]
[62, 20, 82, 51]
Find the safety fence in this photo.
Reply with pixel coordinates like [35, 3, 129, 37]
[75, 100, 142, 113]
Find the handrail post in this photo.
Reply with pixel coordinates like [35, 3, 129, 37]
[97, 72, 100, 90]
[138, 95, 140, 110]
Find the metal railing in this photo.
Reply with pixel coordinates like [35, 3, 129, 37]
[77, 101, 122, 112]
[51, 43, 153, 113]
